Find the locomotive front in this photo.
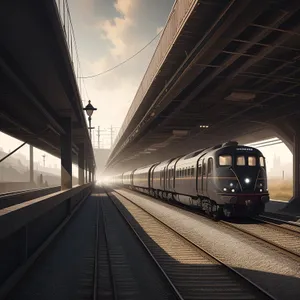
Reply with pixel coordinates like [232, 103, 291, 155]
[215, 145, 269, 217]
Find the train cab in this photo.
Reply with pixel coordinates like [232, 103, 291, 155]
[212, 142, 269, 217]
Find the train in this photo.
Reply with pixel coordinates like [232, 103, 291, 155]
[110, 141, 269, 219]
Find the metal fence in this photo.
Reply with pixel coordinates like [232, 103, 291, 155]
[54, 0, 85, 103]
[111, 0, 198, 150]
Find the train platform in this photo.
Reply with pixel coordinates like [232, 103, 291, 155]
[264, 199, 300, 223]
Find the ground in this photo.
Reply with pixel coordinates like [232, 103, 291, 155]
[268, 178, 292, 201]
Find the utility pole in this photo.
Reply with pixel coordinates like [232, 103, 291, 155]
[92, 128, 95, 147]
[97, 126, 100, 149]
[42, 154, 46, 167]
[110, 125, 113, 149]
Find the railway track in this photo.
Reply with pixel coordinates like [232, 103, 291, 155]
[120, 188, 300, 261]
[96, 190, 180, 300]
[108, 189, 276, 300]
[95, 197, 117, 300]
[257, 214, 300, 232]
[220, 218, 300, 261]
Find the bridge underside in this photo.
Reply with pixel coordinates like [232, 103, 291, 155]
[105, 0, 300, 211]
[107, 0, 300, 172]
[106, 127, 277, 174]
[0, 0, 94, 164]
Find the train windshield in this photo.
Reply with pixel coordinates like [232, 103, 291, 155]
[219, 155, 232, 166]
[218, 154, 265, 167]
[235, 155, 265, 167]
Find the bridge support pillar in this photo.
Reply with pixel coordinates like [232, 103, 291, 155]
[92, 167, 95, 183]
[29, 145, 34, 183]
[293, 132, 300, 200]
[61, 117, 72, 190]
[85, 160, 88, 183]
[282, 130, 300, 213]
[89, 164, 91, 183]
[78, 143, 85, 185]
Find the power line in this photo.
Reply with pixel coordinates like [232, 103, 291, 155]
[80, 29, 163, 79]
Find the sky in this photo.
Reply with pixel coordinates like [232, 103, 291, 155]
[0, 0, 293, 177]
[69, 0, 175, 132]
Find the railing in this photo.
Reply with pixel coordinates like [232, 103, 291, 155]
[0, 183, 92, 298]
[111, 0, 198, 150]
[54, 0, 85, 104]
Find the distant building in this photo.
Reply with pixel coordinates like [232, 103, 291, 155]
[268, 153, 292, 179]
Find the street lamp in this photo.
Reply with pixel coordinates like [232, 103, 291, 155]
[83, 100, 97, 137]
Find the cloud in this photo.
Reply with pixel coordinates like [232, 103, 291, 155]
[68, 0, 175, 133]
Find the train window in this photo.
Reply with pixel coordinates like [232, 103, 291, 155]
[259, 157, 265, 167]
[207, 158, 213, 175]
[202, 163, 206, 175]
[219, 155, 232, 166]
[237, 156, 245, 166]
[248, 156, 256, 166]
[188, 168, 190, 176]
[191, 167, 195, 176]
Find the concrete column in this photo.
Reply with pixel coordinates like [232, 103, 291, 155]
[61, 117, 72, 190]
[78, 143, 85, 185]
[293, 132, 300, 199]
[85, 160, 88, 183]
[283, 130, 300, 212]
[89, 166, 91, 183]
[29, 145, 34, 183]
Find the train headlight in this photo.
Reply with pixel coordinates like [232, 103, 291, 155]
[260, 189, 263, 192]
[223, 188, 227, 192]
[244, 178, 250, 184]
[230, 183, 234, 187]
[231, 189, 235, 193]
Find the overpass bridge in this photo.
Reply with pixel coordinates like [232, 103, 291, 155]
[0, 0, 95, 186]
[105, 0, 300, 210]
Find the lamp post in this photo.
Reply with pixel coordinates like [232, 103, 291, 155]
[83, 100, 97, 138]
